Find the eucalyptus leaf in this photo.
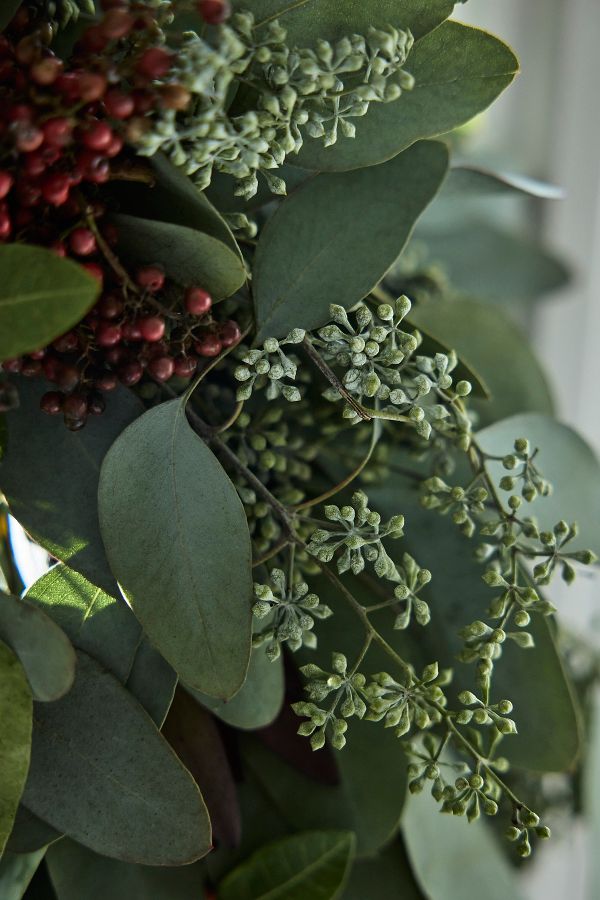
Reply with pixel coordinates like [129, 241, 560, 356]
[98, 398, 253, 699]
[111, 153, 244, 264]
[0, 849, 46, 900]
[0, 379, 143, 596]
[477, 414, 600, 557]
[445, 165, 564, 201]
[0, 639, 33, 858]
[47, 839, 206, 900]
[584, 693, 600, 900]
[254, 140, 448, 341]
[407, 297, 554, 425]
[218, 830, 355, 900]
[343, 841, 423, 900]
[22, 651, 211, 866]
[0, 1, 21, 31]
[0, 246, 99, 360]
[294, 22, 518, 171]
[24, 565, 176, 726]
[113, 214, 246, 299]
[5, 806, 62, 855]
[239, 0, 454, 43]
[0, 592, 76, 702]
[402, 791, 524, 900]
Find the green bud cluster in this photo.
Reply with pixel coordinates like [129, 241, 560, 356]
[252, 567, 332, 659]
[532, 520, 598, 585]
[499, 438, 552, 501]
[392, 552, 432, 629]
[404, 734, 467, 800]
[505, 811, 551, 858]
[421, 475, 488, 538]
[456, 690, 517, 735]
[363, 662, 451, 737]
[440, 771, 500, 821]
[135, 12, 415, 198]
[306, 490, 405, 579]
[293, 653, 368, 750]
[234, 330, 306, 403]
[39, 0, 95, 26]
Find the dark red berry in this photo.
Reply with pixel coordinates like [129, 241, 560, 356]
[69, 227, 97, 256]
[42, 117, 73, 148]
[96, 322, 122, 347]
[104, 89, 135, 119]
[77, 150, 110, 184]
[148, 355, 174, 381]
[0, 171, 13, 199]
[52, 331, 79, 353]
[194, 335, 223, 357]
[15, 124, 44, 153]
[197, 0, 231, 25]
[2, 358, 22, 373]
[95, 372, 118, 391]
[97, 293, 124, 319]
[105, 134, 123, 158]
[41, 172, 71, 206]
[55, 72, 81, 102]
[118, 360, 143, 386]
[29, 349, 46, 360]
[173, 355, 197, 378]
[135, 265, 165, 292]
[220, 319, 242, 347]
[136, 47, 172, 80]
[56, 365, 80, 391]
[100, 9, 135, 39]
[121, 321, 143, 342]
[105, 345, 127, 366]
[80, 24, 109, 53]
[82, 121, 113, 151]
[8, 104, 33, 123]
[88, 392, 106, 415]
[63, 393, 88, 419]
[40, 391, 64, 415]
[185, 286, 212, 316]
[78, 71, 108, 102]
[0, 211, 11, 239]
[138, 316, 165, 342]
[82, 262, 104, 286]
[51, 241, 67, 257]
[21, 358, 42, 377]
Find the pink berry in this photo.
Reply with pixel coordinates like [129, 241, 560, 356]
[220, 319, 241, 347]
[82, 121, 113, 151]
[194, 335, 222, 358]
[40, 391, 64, 415]
[185, 286, 212, 316]
[173, 355, 197, 378]
[96, 323, 122, 347]
[104, 89, 135, 119]
[148, 355, 175, 382]
[197, 0, 231, 25]
[0, 171, 13, 199]
[70, 227, 97, 256]
[138, 316, 165, 342]
[136, 265, 165, 292]
[136, 47, 172, 80]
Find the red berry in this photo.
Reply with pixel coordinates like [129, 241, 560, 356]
[80, 24, 109, 53]
[0, 171, 13, 199]
[121, 321, 143, 342]
[52, 332, 79, 353]
[40, 391, 64, 415]
[118, 360, 143, 386]
[41, 172, 71, 206]
[63, 393, 88, 418]
[82, 121, 113, 151]
[15, 124, 44, 153]
[16, 180, 42, 208]
[194, 335, 223, 357]
[21, 358, 42, 377]
[131, 90, 154, 114]
[97, 293, 124, 319]
[51, 241, 67, 257]
[197, 0, 231, 25]
[96, 323, 122, 347]
[100, 9, 135, 39]
[56, 365, 80, 392]
[95, 372, 118, 391]
[148, 355, 174, 382]
[24, 150, 49, 177]
[88, 392, 106, 415]
[138, 316, 165, 342]
[173, 355, 197, 378]
[185, 286, 212, 316]
[2, 358, 22, 374]
[104, 89, 135, 119]
[104, 134, 123, 158]
[82, 262, 104, 286]
[29, 349, 46, 360]
[30, 56, 63, 86]
[0, 211, 11, 240]
[70, 227, 97, 256]
[42, 355, 60, 381]
[220, 319, 242, 347]
[136, 47, 172, 80]
[55, 72, 81, 102]
[8, 104, 33, 123]
[77, 150, 110, 184]
[104, 346, 127, 367]
[78, 72, 108, 102]
[135, 265, 165, 292]
[42, 117, 73, 148]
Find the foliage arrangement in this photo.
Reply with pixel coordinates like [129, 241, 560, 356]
[0, 1, 598, 898]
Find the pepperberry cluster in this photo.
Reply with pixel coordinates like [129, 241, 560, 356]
[0, 1, 241, 428]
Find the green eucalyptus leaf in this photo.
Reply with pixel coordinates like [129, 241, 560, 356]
[366, 463, 581, 772]
[585, 693, 600, 900]
[407, 298, 554, 425]
[445, 166, 564, 200]
[0, 592, 76, 702]
[478, 413, 600, 557]
[407, 316, 490, 400]
[411, 221, 569, 302]
[206, 165, 311, 214]
[113, 214, 246, 299]
[111, 154, 244, 264]
[294, 22, 518, 171]
[5, 806, 62, 855]
[24, 565, 176, 727]
[402, 791, 524, 900]
[218, 830, 355, 900]
[0, 849, 46, 900]
[0, 639, 33, 858]
[0, 246, 99, 360]
[98, 398, 253, 699]
[189, 639, 284, 731]
[254, 140, 448, 341]
[343, 841, 424, 900]
[0, 1, 21, 31]
[22, 651, 211, 865]
[238, 0, 454, 43]
[0, 379, 143, 597]
[47, 839, 206, 900]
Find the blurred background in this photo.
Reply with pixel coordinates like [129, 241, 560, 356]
[451, 2, 600, 898]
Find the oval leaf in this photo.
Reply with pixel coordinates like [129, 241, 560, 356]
[22, 651, 211, 865]
[218, 831, 355, 900]
[0, 246, 99, 360]
[0, 850, 46, 900]
[98, 398, 252, 698]
[344, 841, 424, 900]
[0, 379, 143, 596]
[6, 806, 62, 855]
[254, 140, 448, 341]
[0, 639, 33, 857]
[0, 591, 76, 702]
[113, 214, 246, 300]
[294, 22, 518, 171]
[402, 792, 524, 900]
[47, 839, 206, 900]
[24, 565, 176, 726]
[445, 166, 564, 200]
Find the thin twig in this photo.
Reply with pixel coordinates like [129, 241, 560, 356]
[301, 337, 371, 421]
